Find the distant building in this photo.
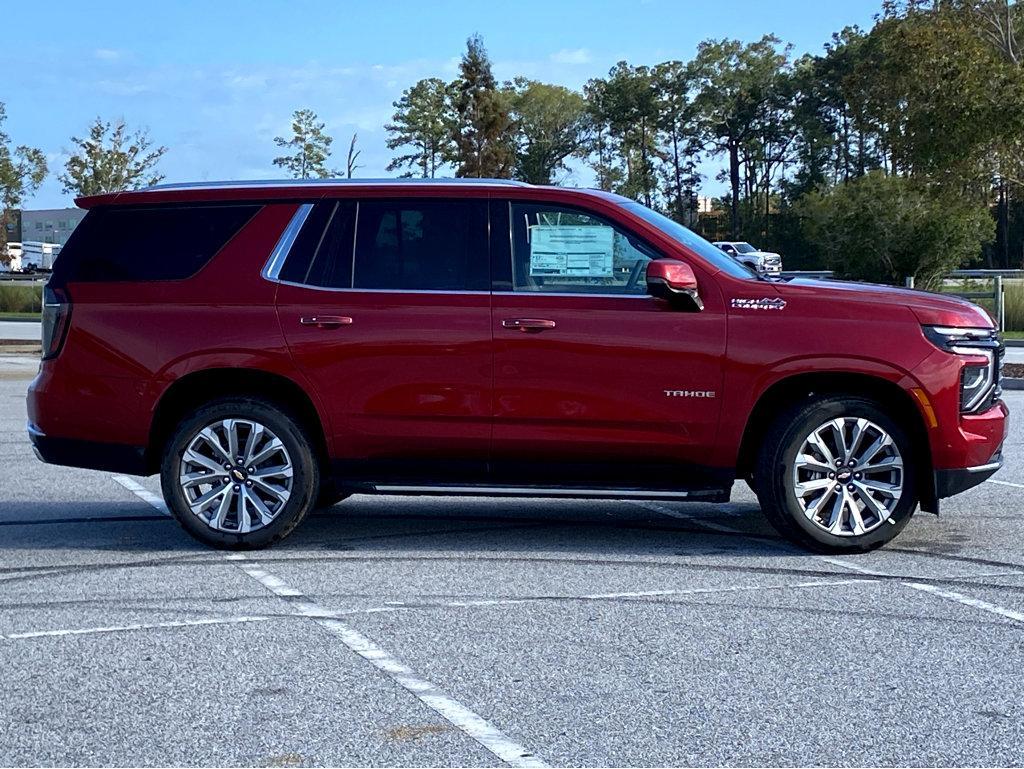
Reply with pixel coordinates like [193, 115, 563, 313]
[696, 196, 718, 214]
[19, 208, 87, 246]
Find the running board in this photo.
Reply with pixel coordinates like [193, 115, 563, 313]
[370, 484, 731, 502]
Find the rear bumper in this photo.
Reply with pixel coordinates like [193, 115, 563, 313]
[934, 453, 1003, 498]
[27, 422, 148, 475]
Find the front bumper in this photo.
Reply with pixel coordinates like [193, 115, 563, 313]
[28, 422, 148, 475]
[934, 452, 1003, 498]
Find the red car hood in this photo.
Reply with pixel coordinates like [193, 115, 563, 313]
[781, 278, 994, 328]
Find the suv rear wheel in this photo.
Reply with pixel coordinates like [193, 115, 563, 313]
[755, 395, 917, 552]
[160, 397, 319, 548]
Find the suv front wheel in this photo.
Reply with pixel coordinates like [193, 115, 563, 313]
[755, 395, 918, 552]
[160, 397, 319, 548]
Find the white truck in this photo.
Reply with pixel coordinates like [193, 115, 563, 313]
[19, 241, 61, 272]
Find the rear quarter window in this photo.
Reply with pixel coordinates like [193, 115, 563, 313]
[52, 204, 261, 283]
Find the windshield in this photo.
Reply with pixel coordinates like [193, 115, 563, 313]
[619, 202, 757, 279]
[733, 242, 757, 254]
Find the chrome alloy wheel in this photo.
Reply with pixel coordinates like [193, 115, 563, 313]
[178, 419, 293, 533]
[790, 417, 904, 537]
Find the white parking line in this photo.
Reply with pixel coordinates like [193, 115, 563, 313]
[633, 501, 741, 533]
[639, 501, 1024, 629]
[112, 476, 547, 767]
[223, 553, 547, 769]
[378, 578, 875, 613]
[987, 478, 1024, 490]
[0, 614, 271, 641]
[112, 475, 170, 515]
[902, 582, 1024, 624]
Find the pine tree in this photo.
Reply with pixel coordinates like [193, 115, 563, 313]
[386, 78, 455, 178]
[273, 109, 335, 179]
[452, 35, 514, 178]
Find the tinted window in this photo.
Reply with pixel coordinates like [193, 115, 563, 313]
[353, 200, 487, 291]
[510, 202, 657, 294]
[53, 205, 260, 283]
[278, 201, 357, 288]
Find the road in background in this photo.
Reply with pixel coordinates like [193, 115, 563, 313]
[0, 321, 40, 342]
[2, 361, 1023, 767]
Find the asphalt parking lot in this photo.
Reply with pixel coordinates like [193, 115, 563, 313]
[2, 359, 1024, 767]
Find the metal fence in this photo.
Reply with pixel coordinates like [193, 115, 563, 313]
[904, 270, 1024, 332]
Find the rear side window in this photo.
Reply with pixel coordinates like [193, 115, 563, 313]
[53, 204, 260, 283]
[278, 201, 357, 289]
[354, 200, 487, 291]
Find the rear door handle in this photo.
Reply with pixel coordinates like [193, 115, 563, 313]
[299, 315, 353, 329]
[502, 318, 557, 332]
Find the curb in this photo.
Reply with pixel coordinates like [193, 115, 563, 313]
[1006, 339, 1024, 348]
[1003, 377, 1024, 390]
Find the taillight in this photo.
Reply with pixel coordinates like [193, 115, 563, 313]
[41, 286, 71, 360]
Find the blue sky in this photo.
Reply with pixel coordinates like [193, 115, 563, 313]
[4, 0, 881, 209]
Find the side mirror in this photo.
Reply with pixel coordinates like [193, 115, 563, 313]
[646, 259, 703, 312]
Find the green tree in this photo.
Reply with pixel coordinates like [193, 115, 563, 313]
[507, 78, 587, 184]
[594, 62, 662, 206]
[581, 78, 623, 192]
[654, 61, 702, 223]
[451, 35, 514, 178]
[385, 78, 455, 178]
[692, 36, 791, 236]
[797, 171, 994, 287]
[0, 103, 47, 263]
[273, 109, 335, 179]
[59, 117, 165, 196]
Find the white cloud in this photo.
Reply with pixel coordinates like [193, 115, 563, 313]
[94, 48, 121, 61]
[550, 48, 592, 65]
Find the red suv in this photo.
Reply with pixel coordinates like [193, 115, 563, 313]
[27, 180, 1007, 552]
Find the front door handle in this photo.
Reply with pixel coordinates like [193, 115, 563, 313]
[299, 315, 353, 329]
[502, 318, 557, 332]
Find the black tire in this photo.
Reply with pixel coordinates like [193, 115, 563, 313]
[754, 395, 917, 553]
[160, 397, 319, 549]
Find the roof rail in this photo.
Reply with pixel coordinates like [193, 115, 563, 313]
[141, 178, 533, 192]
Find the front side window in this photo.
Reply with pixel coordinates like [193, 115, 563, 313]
[510, 203, 656, 294]
[353, 199, 487, 291]
[619, 201, 755, 279]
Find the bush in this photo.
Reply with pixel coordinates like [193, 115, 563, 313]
[796, 171, 994, 289]
[0, 283, 42, 313]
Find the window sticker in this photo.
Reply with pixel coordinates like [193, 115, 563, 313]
[529, 225, 614, 278]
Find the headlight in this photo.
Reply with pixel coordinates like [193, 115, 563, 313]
[922, 325, 1003, 413]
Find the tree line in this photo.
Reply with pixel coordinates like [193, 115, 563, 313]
[378, 2, 1023, 286]
[2, 0, 1021, 286]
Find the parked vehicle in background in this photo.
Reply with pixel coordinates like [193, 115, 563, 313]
[28, 179, 1007, 553]
[1, 242, 23, 272]
[20, 242, 61, 272]
[713, 241, 782, 275]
